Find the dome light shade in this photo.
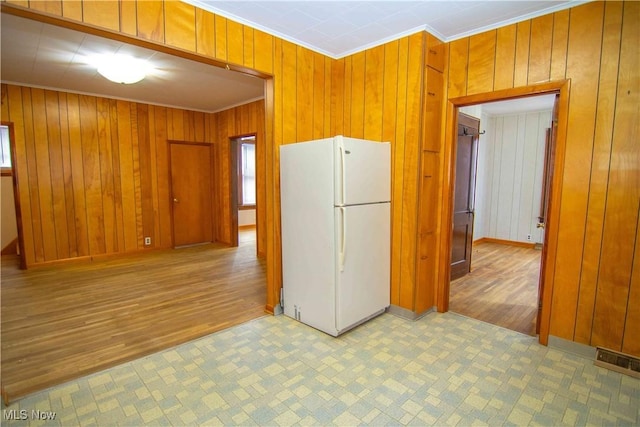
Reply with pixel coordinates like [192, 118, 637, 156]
[96, 54, 149, 84]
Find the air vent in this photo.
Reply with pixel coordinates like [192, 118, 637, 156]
[594, 347, 640, 379]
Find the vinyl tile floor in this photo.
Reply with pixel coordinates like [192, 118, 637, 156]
[2, 312, 638, 426]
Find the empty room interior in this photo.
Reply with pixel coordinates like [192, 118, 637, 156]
[0, 0, 638, 425]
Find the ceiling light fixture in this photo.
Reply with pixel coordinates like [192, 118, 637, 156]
[96, 54, 150, 84]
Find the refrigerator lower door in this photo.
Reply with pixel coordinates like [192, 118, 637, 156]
[335, 202, 390, 333]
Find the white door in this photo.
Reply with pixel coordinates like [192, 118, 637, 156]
[334, 136, 391, 206]
[335, 202, 390, 332]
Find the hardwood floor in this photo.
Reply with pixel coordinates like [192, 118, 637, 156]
[1, 228, 265, 403]
[449, 241, 541, 336]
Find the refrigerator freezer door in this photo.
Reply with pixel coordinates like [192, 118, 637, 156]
[334, 136, 391, 206]
[280, 140, 337, 334]
[335, 202, 390, 333]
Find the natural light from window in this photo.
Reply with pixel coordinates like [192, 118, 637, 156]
[0, 125, 11, 168]
[240, 141, 256, 206]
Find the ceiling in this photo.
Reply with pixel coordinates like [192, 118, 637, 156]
[0, 13, 265, 113]
[1, 1, 577, 114]
[185, 0, 587, 58]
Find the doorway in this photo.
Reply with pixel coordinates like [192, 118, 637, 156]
[441, 84, 566, 343]
[230, 134, 258, 252]
[169, 141, 214, 247]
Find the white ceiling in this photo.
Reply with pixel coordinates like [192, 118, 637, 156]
[185, 0, 587, 58]
[0, 13, 264, 113]
[480, 94, 556, 115]
[1, 1, 581, 113]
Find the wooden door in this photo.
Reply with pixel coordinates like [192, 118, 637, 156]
[170, 142, 214, 247]
[451, 113, 479, 280]
[536, 95, 559, 334]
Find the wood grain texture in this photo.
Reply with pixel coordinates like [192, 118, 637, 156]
[591, 0, 639, 351]
[164, 1, 196, 52]
[467, 31, 496, 95]
[528, 14, 554, 84]
[494, 25, 517, 90]
[0, 230, 265, 401]
[550, 10, 570, 81]
[574, 1, 623, 345]
[550, 1, 604, 340]
[448, 38, 469, 98]
[513, 21, 531, 87]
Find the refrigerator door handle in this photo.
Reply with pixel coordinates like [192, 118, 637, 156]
[339, 142, 346, 206]
[339, 207, 346, 271]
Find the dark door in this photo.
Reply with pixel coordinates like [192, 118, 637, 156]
[170, 142, 214, 247]
[451, 113, 479, 280]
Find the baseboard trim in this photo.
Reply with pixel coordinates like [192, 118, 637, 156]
[474, 237, 536, 249]
[548, 335, 596, 359]
[387, 305, 435, 321]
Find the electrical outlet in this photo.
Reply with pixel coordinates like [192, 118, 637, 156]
[527, 234, 532, 241]
[144, 237, 151, 246]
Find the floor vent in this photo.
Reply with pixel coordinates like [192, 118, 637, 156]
[594, 347, 640, 379]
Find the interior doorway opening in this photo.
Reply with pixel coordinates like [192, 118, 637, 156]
[448, 93, 558, 337]
[231, 134, 258, 254]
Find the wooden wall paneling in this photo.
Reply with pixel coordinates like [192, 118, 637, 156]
[398, 33, 424, 310]
[390, 37, 409, 306]
[79, 95, 106, 255]
[116, 100, 138, 252]
[95, 98, 116, 254]
[423, 67, 444, 152]
[381, 41, 399, 145]
[253, 30, 273, 75]
[494, 25, 517, 90]
[574, 1, 623, 344]
[31, 89, 59, 261]
[216, 110, 231, 244]
[61, 1, 82, 22]
[195, 111, 206, 142]
[136, 0, 165, 43]
[550, 10, 570, 81]
[243, 26, 254, 69]
[129, 105, 144, 248]
[147, 106, 160, 249]
[467, 31, 496, 95]
[164, 1, 196, 52]
[350, 51, 366, 139]
[226, 20, 244, 66]
[44, 90, 70, 260]
[281, 41, 297, 144]
[57, 92, 79, 257]
[214, 15, 228, 62]
[513, 21, 531, 87]
[329, 59, 344, 137]
[622, 204, 640, 355]
[65, 93, 89, 258]
[323, 57, 332, 138]
[28, 1, 62, 15]
[425, 32, 445, 72]
[549, 1, 604, 340]
[448, 38, 469, 98]
[82, 1, 119, 31]
[363, 45, 384, 142]
[343, 56, 352, 137]
[108, 99, 125, 253]
[119, 1, 137, 37]
[6, 86, 35, 265]
[312, 53, 326, 140]
[296, 47, 313, 142]
[591, 0, 639, 351]
[528, 14, 554, 84]
[1, 84, 8, 119]
[4, 1, 29, 8]
[195, 8, 215, 58]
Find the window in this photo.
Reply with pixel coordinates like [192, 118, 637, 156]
[238, 137, 256, 207]
[1, 125, 11, 176]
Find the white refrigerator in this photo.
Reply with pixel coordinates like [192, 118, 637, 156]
[280, 135, 391, 336]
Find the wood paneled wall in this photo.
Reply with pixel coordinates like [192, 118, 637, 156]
[0, 84, 220, 265]
[445, 1, 639, 355]
[331, 34, 425, 311]
[213, 100, 266, 257]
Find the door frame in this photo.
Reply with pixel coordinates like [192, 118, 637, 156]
[168, 140, 215, 248]
[2, 121, 26, 269]
[437, 80, 570, 345]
